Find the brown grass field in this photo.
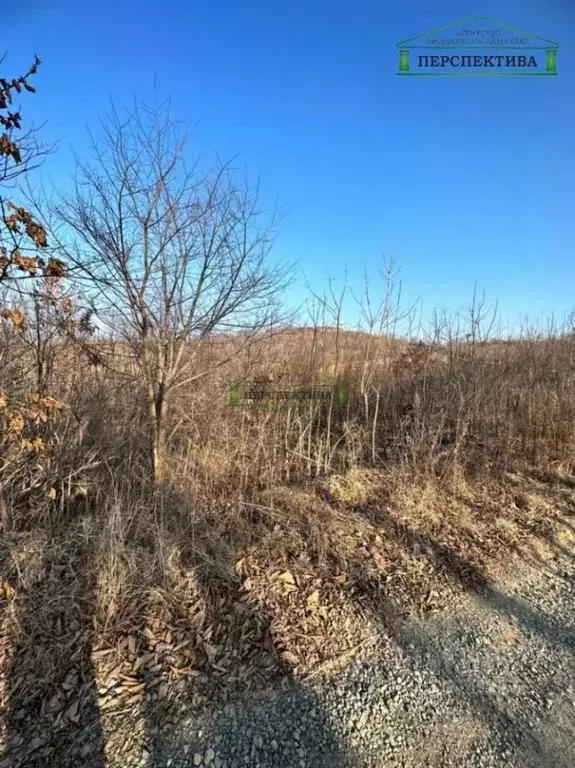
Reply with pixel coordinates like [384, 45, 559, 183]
[1, 321, 575, 749]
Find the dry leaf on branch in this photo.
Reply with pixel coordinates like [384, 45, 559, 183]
[0, 579, 15, 600]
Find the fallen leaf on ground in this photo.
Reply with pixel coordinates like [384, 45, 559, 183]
[278, 570, 296, 586]
[307, 590, 320, 606]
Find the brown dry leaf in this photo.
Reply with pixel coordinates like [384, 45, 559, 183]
[99, 697, 120, 711]
[2, 308, 26, 327]
[172, 666, 200, 677]
[307, 590, 320, 607]
[0, 579, 15, 600]
[44, 257, 66, 277]
[0, 391, 7, 410]
[64, 699, 80, 723]
[14, 253, 38, 275]
[281, 651, 299, 665]
[155, 642, 173, 654]
[234, 558, 245, 575]
[202, 641, 218, 664]
[125, 691, 144, 706]
[92, 647, 115, 659]
[334, 574, 348, 584]
[8, 409, 24, 434]
[173, 640, 192, 654]
[241, 577, 253, 592]
[119, 676, 142, 688]
[278, 570, 296, 586]
[48, 692, 64, 713]
[121, 681, 145, 693]
[62, 672, 78, 691]
[133, 652, 154, 671]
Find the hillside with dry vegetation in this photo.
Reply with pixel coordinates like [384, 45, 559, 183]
[2, 322, 575, 721]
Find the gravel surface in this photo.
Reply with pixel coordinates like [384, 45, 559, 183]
[137, 548, 575, 768]
[3, 541, 573, 767]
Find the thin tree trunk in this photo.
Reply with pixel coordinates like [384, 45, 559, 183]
[153, 414, 167, 486]
[148, 380, 167, 486]
[148, 381, 169, 487]
[0, 482, 10, 532]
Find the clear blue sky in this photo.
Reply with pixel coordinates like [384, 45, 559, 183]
[3, 0, 574, 331]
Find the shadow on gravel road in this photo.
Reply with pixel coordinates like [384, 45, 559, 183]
[138, 484, 358, 768]
[138, 486, 575, 768]
[392, 617, 574, 768]
[145, 678, 358, 768]
[479, 585, 575, 654]
[366, 523, 575, 768]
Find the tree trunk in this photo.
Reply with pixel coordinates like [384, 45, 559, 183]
[0, 483, 10, 532]
[149, 383, 168, 486]
[152, 419, 167, 486]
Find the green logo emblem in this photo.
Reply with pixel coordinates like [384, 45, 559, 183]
[397, 16, 558, 76]
[228, 378, 349, 409]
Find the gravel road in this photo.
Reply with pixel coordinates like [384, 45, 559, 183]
[139, 545, 575, 768]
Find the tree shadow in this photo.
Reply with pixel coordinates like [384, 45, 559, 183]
[367, 507, 575, 653]
[357, 515, 575, 767]
[382, 610, 574, 768]
[136, 482, 358, 768]
[117, 478, 575, 767]
[3, 469, 571, 767]
[134, 481, 575, 767]
[145, 674, 357, 768]
[0, 523, 105, 767]
[478, 583, 575, 654]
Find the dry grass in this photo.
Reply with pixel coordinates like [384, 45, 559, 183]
[2, 321, 575, 740]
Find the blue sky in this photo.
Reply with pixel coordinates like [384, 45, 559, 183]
[3, 0, 573, 331]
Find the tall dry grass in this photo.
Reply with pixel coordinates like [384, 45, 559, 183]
[2, 285, 575, 658]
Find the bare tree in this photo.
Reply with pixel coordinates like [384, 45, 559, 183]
[53, 101, 288, 484]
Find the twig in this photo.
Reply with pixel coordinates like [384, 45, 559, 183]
[302, 632, 380, 681]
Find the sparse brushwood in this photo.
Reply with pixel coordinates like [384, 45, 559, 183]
[3, 311, 575, 730]
[38, 314, 571, 505]
[0, 56, 91, 532]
